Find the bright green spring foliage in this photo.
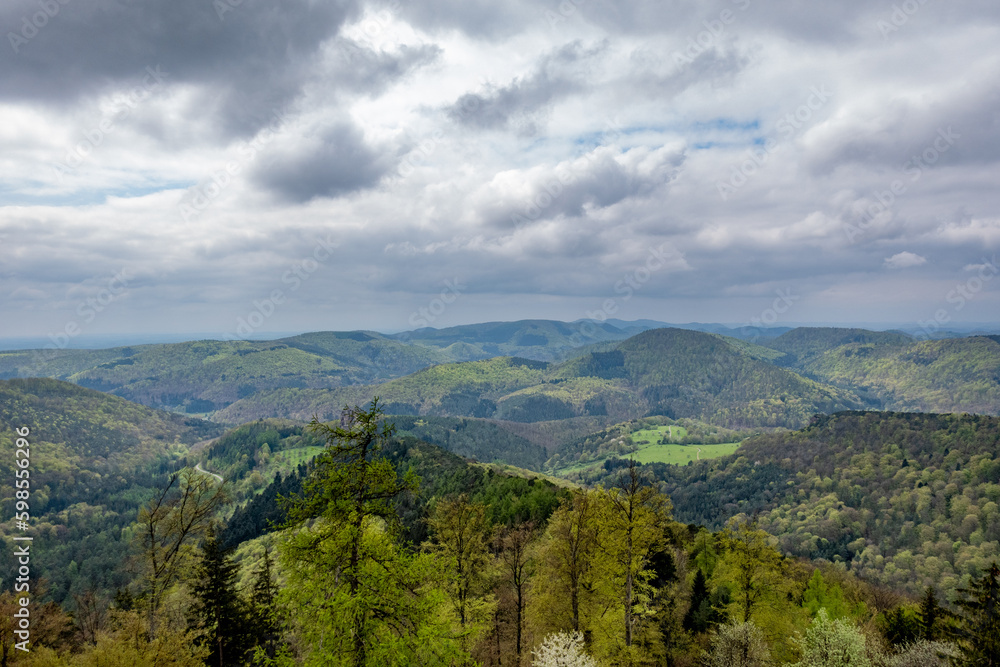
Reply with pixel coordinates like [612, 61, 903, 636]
[802, 570, 849, 620]
[424, 495, 495, 632]
[278, 398, 466, 667]
[793, 609, 870, 667]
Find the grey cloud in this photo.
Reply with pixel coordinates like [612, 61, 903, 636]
[446, 40, 607, 134]
[394, 0, 535, 39]
[250, 122, 391, 202]
[327, 40, 443, 96]
[0, 0, 360, 137]
[481, 145, 685, 230]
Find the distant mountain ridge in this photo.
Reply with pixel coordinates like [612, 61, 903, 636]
[216, 328, 866, 429]
[2, 321, 998, 426]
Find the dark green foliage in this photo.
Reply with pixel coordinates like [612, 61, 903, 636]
[393, 415, 547, 470]
[246, 549, 282, 663]
[921, 586, 943, 641]
[955, 562, 1000, 666]
[190, 529, 249, 667]
[881, 606, 922, 647]
[219, 467, 307, 549]
[682, 570, 710, 632]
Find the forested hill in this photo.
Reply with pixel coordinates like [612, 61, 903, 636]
[764, 328, 1000, 414]
[0, 379, 222, 602]
[218, 328, 865, 429]
[587, 411, 1000, 596]
[0, 333, 454, 414]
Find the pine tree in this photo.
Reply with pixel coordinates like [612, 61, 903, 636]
[247, 549, 281, 663]
[191, 527, 249, 667]
[920, 586, 942, 641]
[955, 562, 1000, 666]
[683, 569, 709, 632]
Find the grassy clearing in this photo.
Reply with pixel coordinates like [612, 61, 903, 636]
[631, 425, 688, 444]
[271, 445, 324, 468]
[630, 442, 741, 465]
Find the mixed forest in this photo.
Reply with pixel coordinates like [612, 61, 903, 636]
[2, 321, 1000, 665]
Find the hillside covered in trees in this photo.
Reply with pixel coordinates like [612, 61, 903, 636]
[6, 398, 999, 666]
[216, 328, 866, 430]
[584, 411, 1000, 597]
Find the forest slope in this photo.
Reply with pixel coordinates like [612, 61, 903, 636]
[219, 328, 865, 429]
[585, 411, 1000, 596]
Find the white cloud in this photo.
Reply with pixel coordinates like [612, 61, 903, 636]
[0, 0, 999, 335]
[884, 251, 927, 270]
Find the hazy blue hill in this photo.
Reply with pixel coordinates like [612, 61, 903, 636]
[391, 319, 641, 361]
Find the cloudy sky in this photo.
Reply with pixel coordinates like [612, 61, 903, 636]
[1, 0, 998, 340]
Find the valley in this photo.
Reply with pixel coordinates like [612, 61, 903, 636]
[2, 321, 1000, 665]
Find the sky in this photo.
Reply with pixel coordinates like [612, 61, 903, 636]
[1, 0, 998, 341]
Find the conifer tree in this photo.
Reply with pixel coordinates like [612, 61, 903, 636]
[955, 562, 1000, 666]
[280, 399, 464, 667]
[191, 527, 248, 667]
[247, 548, 281, 663]
[920, 586, 942, 641]
[683, 569, 710, 632]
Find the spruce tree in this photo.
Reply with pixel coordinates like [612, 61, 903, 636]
[920, 586, 942, 641]
[191, 527, 248, 667]
[955, 562, 1000, 666]
[247, 549, 281, 663]
[683, 569, 709, 632]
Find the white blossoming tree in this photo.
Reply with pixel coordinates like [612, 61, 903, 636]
[533, 631, 599, 667]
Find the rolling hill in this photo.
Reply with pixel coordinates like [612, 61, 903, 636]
[217, 328, 866, 429]
[0, 378, 223, 603]
[0, 378, 568, 606]
[0, 333, 455, 413]
[764, 328, 1000, 414]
